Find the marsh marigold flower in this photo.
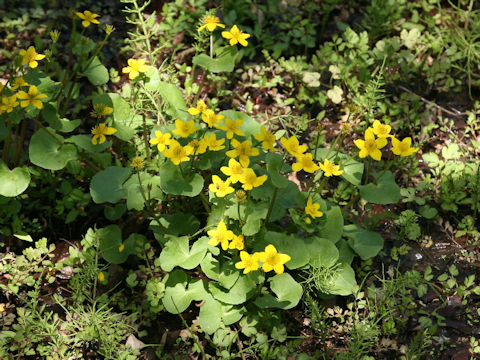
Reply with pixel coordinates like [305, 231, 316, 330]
[16, 85, 48, 109]
[240, 168, 267, 191]
[122, 58, 149, 80]
[222, 25, 250, 47]
[217, 118, 245, 139]
[76, 10, 100, 28]
[19, 46, 45, 69]
[229, 234, 245, 251]
[172, 119, 198, 138]
[131, 157, 144, 169]
[163, 139, 193, 165]
[371, 120, 392, 138]
[188, 138, 208, 155]
[149, 130, 172, 152]
[319, 159, 343, 177]
[220, 158, 245, 184]
[11, 77, 28, 90]
[188, 100, 208, 115]
[203, 132, 225, 151]
[235, 251, 260, 274]
[354, 128, 387, 161]
[305, 197, 323, 219]
[257, 244, 291, 275]
[208, 221, 234, 250]
[98, 271, 105, 282]
[1, 95, 19, 113]
[201, 109, 224, 128]
[254, 126, 276, 152]
[280, 136, 307, 158]
[197, 15, 226, 32]
[226, 139, 259, 167]
[92, 104, 113, 117]
[391, 137, 419, 157]
[91, 123, 117, 145]
[292, 153, 320, 173]
[209, 175, 234, 198]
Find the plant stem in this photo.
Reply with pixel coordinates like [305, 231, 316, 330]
[210, 34, 213, 58]
[264, 187, 278, 225]
[142, 113, 151, 161]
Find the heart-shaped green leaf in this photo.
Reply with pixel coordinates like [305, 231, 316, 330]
[159, 236, 209, 272]
[254, 273, 303, 310]
[0, 161, 30, 197]
[343, 224, 384, 260]
[90, 166, 131, 204]
[29, 128, 77, 170]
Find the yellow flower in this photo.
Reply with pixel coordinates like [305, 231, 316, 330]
[197, 15, 226, 32]
[188, 100, 208, 115]
[226, 139, 259, 167]
[131, 157, 144, 169]
[207, 220, 234, 250]
[217, 118, 245, 139]
[305, 197, 323, 219]
[19, 46, 45, 68]
[163, 139, 193, 165]
[98, 271, 105, 282]
[188, 138, 208, 155]
[16, 85, 48, 109]
[118, 244, 125, 252]
[201, 109, 224, 128]
[372, 120, 392, 138]
[91, 123, 117, 145]
[149, 130, 172, 152]
[172, 119, 198, 138]
[229, 234, 245, 251]
[235, 251, 260, 274]
[257, 244, 291, 275]
[354, 128, 388, 161]
[292, 153, 320, 173]
[280, 136, 307, 157]
[222, 25, 251, 47]
[240, 168, 268, 191]
[254, 126, 276, 152]
[11, 77, 28, 90]
[1, 95, 19, 113]
[220, 158, 245, 184]
[122, 58, 149, 80]
[93, 103, 113, 117]
[319, 159, 344, 177]
[203, 132, 225, 151]
[391, 137, 419, 156]
[209, 175, 234, 198]
[76, 10, 101, 28]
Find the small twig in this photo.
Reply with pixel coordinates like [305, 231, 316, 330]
[397, 85, 466, 117]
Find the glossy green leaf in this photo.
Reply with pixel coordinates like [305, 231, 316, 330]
[317, 204, 344, 243]
[159, 161, 204, 197]
[97, 225, 135, 264]
[265, 153, 289, 188]
[329, 263, 357, 296]
[193, 46, 238, 73]
[306, 237, 339, 268]
[343, 224, 384, 260]
[158, 213, 200, 236]
[90, 166, 131, 204]
[162, 270, 207, 314]
[42, 104, 80, 133]
[209, 275, 256, 305]
[83, 56, 109, 85]
[159, 236, 209, 272]
[254, 273, 303, 310]
[358, 171, 400, 204]
[29, 128, 77, 170]
[0, 161, 30, 197]
[198, 294, 223, 334]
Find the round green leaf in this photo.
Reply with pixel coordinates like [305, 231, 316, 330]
[90, 166, 131, 204]
[343, 224, 384, 260]
[29, 128, 77, 170]
[83, 56, 109, 85]
[318, 204, 344, 243]
[305, 237, 339, 268]
[0, 161, 30, 197]
[209, 275, 256, 305]
[358, 171, 400, 204]
[198, 294, 223, 335]
[159, 161, 204, 197]
[98, 225, 135, 264]
[159, 236, 209, 272]
[254, 273, 303, 310]
[329, 263, 357, 296]
[192, 46, 238, 73]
